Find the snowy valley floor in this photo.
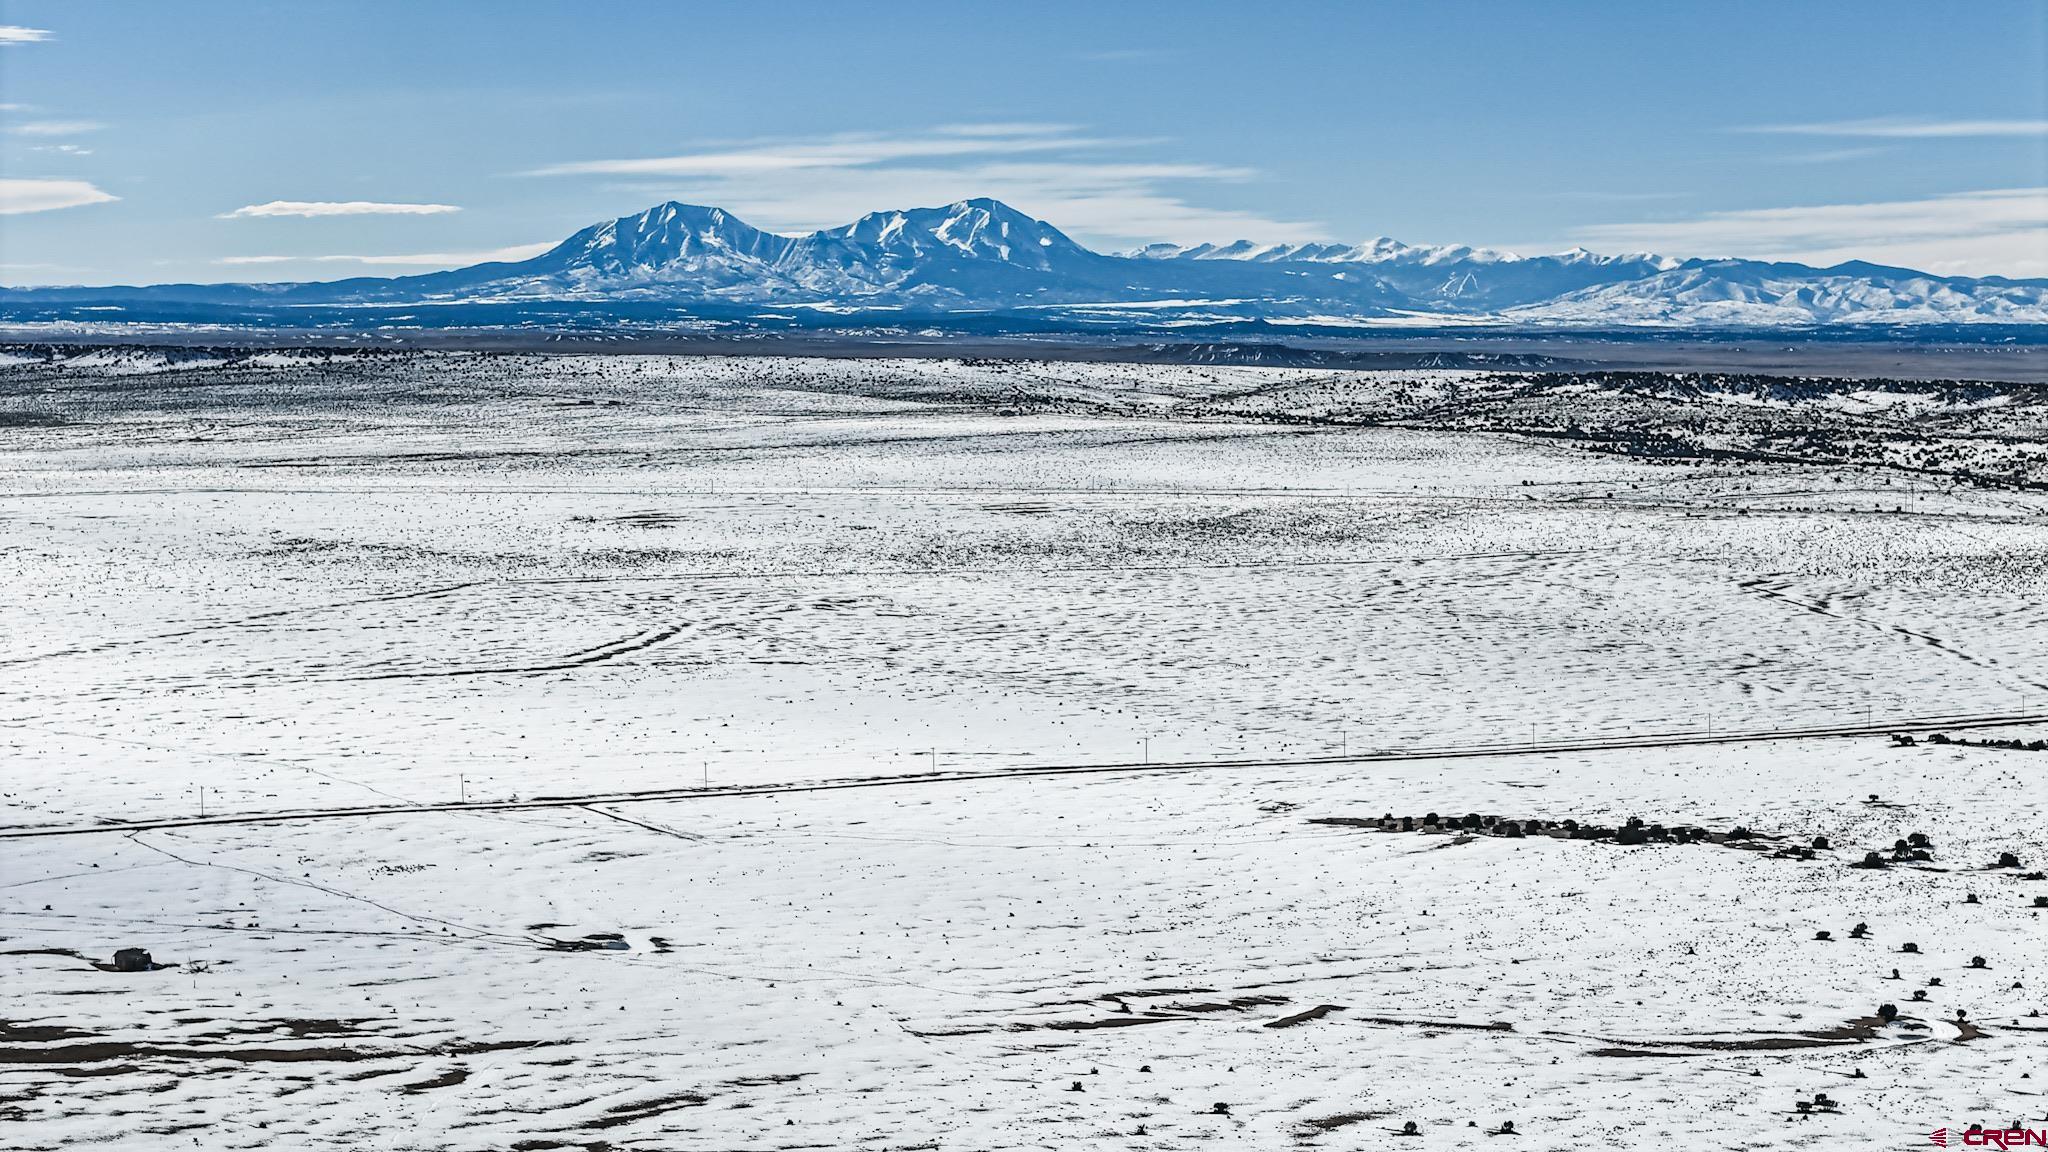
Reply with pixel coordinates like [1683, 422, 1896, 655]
[4, 352, 2048, 1150]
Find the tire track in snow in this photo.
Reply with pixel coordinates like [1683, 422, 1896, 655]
[333, 624, 685, 682]
[0, 581, 483, 670]
[1737, 575, 2045, 688]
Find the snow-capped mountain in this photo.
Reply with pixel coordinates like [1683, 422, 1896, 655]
[822, 200, 1092, 270]
[776, 200, 1108, 300]
[530, 203, 796, 290]
[4, 198, 2045, 327]
[356, 198, 1118, 306]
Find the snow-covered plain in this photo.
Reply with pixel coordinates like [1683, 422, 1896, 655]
[5, 353, 2048, 1149]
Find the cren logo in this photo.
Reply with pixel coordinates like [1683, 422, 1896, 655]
[1935, 1131, 1951, 1147]
[1952, 1128, 2048, 1148]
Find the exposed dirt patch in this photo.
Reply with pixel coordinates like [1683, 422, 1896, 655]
[568, 509, 687, 529]
[0, 1037, 551, 1066]
[1158, 994, 1289, 1014]
[585, 1091, 711, 1129]
[544, 936, 631, 953]
[1590, 1015, 1903, 1056]
[276, 1018, 373, 1038]
[1300, 1111, 1385, 1131]
[402, 1066, 471, 1092]
[0, 948, 91, 964]
[1355, 1015, 1514, 1033]
[1799, 1015, 1889, 1043]
[0, 1021, 96, 1042]
[722, 1072, 810, 1087]
[1032, 1016, 1185, 1032]
[1267, 1005, 1346, 1029]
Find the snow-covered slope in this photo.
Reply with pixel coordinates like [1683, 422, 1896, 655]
[1130, 236, 1524, 266]
[1505, 259, 2048, 326]
[4, 198, 2045, 326]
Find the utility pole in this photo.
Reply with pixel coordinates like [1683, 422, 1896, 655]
[1142, 737, 1149, 765]
[459, 774, 466, 802]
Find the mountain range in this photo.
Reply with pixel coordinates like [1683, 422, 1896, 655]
[6, 198, 2046, 329]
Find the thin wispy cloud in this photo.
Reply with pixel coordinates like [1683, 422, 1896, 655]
[1759, 146, 1891, 165]
[220, 200, 463, 219]
[525, 124, 1133, 178]
[0, 177, 118, 215]
[1576, 187, 2048, 278]
[534, 124, 1325, 246]
[215, 241, 553, 267]
[1740, 117, 2048, 138]
[930, 122, 1076, 138]
[0, 25, 53, 44]
[6, 120, 105, 136]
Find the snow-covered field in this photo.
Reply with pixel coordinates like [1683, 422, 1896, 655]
[5, 353, 2048, 1149]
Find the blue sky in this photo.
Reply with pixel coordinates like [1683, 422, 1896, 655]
[3, 0, 2045, 284]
